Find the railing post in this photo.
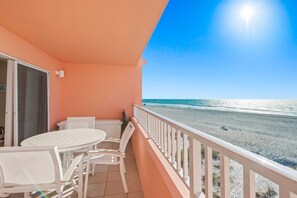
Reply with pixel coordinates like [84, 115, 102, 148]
[167, 125, 172, 162]
[160, 121, 163, 150]
[183, 134, 189, 181]
[220, 155, 230, 198]
[205, 146, 213, 198]
[171, 127, 176, 166]
[279, 187, 297, 198]
[243, 167, 255, 198]
[177, 130, 181, 172]
[146, 112, 148, 132]
[158, 120, 161, 147]
[164, 123, 167, 156]
[147, 114, 150, 135]
[155, 118, 157, 142]
[153, 117, 156, 141]
[189, 138, 202, 198]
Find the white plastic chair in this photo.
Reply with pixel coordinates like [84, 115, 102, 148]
[84, 122, 135, 197]
[65, 117, 96, 129]
[65, 117, 96, 153]
[0, 146, 84, 198]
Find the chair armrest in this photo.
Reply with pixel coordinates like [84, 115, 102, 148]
[101, 138, 121, 144]
[88, 149, 125, 158]
[62, 154, 83, 182]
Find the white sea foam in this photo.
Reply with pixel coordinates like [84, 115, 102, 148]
[143, 99, 297, 117]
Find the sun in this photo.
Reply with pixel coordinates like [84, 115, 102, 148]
[241, 4, 255, 28]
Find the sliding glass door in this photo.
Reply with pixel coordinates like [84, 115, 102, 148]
[3, 57, 49, 146]
[14, 63, 48, 145]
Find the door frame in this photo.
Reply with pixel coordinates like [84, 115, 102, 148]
[0, 52, 50, 146]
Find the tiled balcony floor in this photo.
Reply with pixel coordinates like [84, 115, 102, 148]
[8, 141, 143, 198]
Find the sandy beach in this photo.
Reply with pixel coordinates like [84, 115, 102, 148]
[144, 105, 297, 197]
[145, 105, 297, 168]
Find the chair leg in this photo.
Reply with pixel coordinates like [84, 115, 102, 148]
[58, 192, 62, 198]
[92, 164, 95, 176]
[57, 186, 64, 198]
[120, 158, 128, 193]
[123, 161, 127, 173]
[78, 159, 83, 198]
[84, 159, 91, 198]
[24, 192, 30, 198]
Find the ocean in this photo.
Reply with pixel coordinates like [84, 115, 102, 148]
[142, 99, 297, 117]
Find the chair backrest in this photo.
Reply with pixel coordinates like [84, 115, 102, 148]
[119, 121, 135, 153]
[65, 117, 95, 129]
[0, 146, 63, 187]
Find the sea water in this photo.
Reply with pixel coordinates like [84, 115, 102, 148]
[143, 99, 297, 116]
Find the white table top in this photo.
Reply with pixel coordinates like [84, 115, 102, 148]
[21, 129, 106, 152]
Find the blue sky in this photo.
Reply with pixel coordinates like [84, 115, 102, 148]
[143, 0, 297, 99]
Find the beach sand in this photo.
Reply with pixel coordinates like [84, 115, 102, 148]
[145, 105, 297, 168]
[145, 105, 297, 197]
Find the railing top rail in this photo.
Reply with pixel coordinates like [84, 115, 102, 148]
[134, 104, 297, 191]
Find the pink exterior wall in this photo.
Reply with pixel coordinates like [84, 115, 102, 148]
[0, 26, 61, 129]
[131, 118, 183, 198]
[60, 63, 142, 120]
[0, 25, 143, 129]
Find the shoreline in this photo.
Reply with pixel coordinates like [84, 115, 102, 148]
[143, 103, 297, 118]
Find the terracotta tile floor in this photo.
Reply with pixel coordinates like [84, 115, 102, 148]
[8, 142, 144, 198]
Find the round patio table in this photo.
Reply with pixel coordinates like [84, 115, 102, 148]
[21, 128, 106, 168]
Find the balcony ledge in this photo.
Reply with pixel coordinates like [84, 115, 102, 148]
[131, 117, 189, 198]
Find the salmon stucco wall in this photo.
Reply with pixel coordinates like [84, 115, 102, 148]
[60, 63, 142, 120]
[131, 118, 183, 198]
[0, 26, 61, 129]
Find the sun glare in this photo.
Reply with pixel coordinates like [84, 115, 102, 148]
[241, 4, 255, 28]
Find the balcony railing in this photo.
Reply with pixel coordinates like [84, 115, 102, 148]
[133, 104, 297, 198]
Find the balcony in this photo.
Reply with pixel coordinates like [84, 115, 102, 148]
[0, 1, 297, 198]
[133, 105, 297, 198]
[3, 105, 297, 198]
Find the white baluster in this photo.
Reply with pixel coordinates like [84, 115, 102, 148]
[243, 167, 255, 198]
[153, 117, 156, 141]
[148, 115, 151, 136]
[189, 138, 202, 198]
[183, 134, 189, 181]
[155, 118, 157, 141]
[157, 119, 160, 145]
[205, 146, 213, 198]
[167, 125, 171, 162]
[145, 113, 148, 131]
[177, 130, 181, 172]
[164, 123, 168, 156]
[161, 121, 163, 149]
[172, 128, 176, 166]
[220, 155, 230, 198]
[279, 187, 294, 198]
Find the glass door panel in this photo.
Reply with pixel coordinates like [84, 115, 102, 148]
[15, 63, 48, 145]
